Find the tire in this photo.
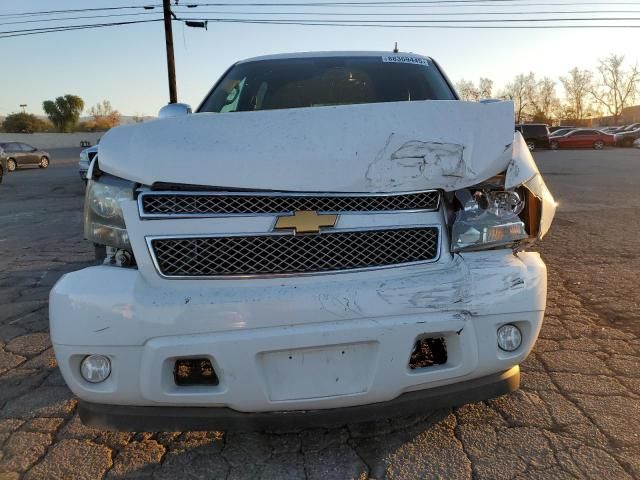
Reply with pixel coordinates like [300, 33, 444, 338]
[0, 165, 3, 184]
[625, 138, 634, 148]
[39, 156, 49, 169]
[526, 141, 536, 152]
[593, 141, 605, 150]
[7, 158, 17, 172]
[550, 141, 559, 150]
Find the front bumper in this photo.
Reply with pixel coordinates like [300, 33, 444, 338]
[50, 250, 546, 421]
[80, 366, 519, 431]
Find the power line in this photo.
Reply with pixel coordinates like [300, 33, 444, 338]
[0, 11, 161, 27]
[0, 5, 161, 19]
[3, 0, 639, 19]
[184, 0, 640, 5]
[185, 18, 640, 27]
[172, 8, 640, 16]
[0, 19, 163, 39]
[180, 16, 640, 22]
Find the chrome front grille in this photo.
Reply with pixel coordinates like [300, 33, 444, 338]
[139, 190, 440, 217]
[149, 227, 439, 278]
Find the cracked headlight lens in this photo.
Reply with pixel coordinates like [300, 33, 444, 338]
[83, 176, 134, 250]
[451, 189, 528, 252]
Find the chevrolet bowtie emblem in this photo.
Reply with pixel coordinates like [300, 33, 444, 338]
[274, 210, 337, 234]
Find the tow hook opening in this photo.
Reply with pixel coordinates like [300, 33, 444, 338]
[174, 358, 220, 386]
[409, 337, 448, 369]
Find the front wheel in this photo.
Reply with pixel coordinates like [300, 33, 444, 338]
[39, 157, 49, 168]
[526, 141, 536, 152]
[593, 141, 605, 150]
[550, 141, 559, 150]
[7, 158, 17, 171]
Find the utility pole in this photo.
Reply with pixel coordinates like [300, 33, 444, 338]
[19, 104, 27, 113]
[162, 0, 177, 104]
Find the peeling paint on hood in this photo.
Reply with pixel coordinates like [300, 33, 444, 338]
[98, 100, 516, 193]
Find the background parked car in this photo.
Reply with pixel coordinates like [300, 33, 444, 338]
[549, 125, 576, 133]
[79, 145, 98, 182]
[549, 128, 576, 138]
[620, 123, 640, 132]
[634, 138, 640, 148]
[515, 123, 551, 151]
[550, 129, 615, 150]
[615, 128, 640, 147]
[0, 142, 50, 171]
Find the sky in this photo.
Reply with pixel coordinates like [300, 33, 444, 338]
[1, 0, 639, 117]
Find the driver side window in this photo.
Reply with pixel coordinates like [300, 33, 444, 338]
[220, 78, 246, 113]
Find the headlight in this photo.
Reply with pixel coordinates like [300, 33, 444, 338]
[83, 176, 134, 249]
[451, 188, 528, 252]
[79, 150, 89, 162]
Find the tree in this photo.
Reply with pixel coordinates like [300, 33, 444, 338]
[478, 78, 493, 99]
[455, 79, 479, 101]
[42, 95, 84, 132]
[86, 100, 121, 131]
[560, 68, 593, 122]
[501, 73, 537, 123]
[455, 78, 494, 101]
[1, 112, 51, 133]
[589, 54, 640, 123]
[531, 77, 560, 124]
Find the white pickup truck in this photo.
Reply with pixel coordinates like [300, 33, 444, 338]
[50, 51, 555, 431]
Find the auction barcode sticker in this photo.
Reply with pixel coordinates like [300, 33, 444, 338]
[382, 55, 429, 65]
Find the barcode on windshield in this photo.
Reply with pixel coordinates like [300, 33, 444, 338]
[382, 55, 429, 65]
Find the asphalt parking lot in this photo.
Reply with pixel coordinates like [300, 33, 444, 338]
[0, 147, 638, 479]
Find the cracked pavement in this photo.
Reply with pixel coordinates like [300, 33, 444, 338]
[0, 147, 638, 479]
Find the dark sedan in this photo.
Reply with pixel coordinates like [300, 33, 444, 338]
[0, 142, 50, 171]
[615, 128, 640, 147]
[549, 129, 615, 150]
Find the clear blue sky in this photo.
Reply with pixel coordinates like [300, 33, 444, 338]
[1, 0, 639, 116]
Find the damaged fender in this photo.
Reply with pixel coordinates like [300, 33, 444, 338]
[506, 132, 556, 239]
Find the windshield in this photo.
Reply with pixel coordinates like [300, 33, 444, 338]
[198, 56, 456, 113]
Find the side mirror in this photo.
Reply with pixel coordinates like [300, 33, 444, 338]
[158, 103, 192, 119]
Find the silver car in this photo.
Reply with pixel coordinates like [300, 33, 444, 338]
[79, 145, 98, 182]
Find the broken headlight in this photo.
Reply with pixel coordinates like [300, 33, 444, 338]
[83, 175, 134, 250]
[451, 188, 528, 252]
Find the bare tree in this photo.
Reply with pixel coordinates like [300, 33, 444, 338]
[478, 78, 493, 99]
[87, 100, 121, 131]
[501, 73, 537, 123]
[589, 54, 640, 123]
[532, 77, 560, 123]
[455, 79, 479, 101]
[456, 78, 494, 101]
[560, 68, 593, 122]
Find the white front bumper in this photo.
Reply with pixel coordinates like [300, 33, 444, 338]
[50, 250, 546, 412]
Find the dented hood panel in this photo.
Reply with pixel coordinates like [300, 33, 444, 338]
[99, 100, 516, 192]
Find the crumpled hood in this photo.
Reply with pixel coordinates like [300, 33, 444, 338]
[99, 100, 516, 192]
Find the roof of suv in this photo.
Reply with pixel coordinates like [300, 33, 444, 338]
[238, 51, 432, 64]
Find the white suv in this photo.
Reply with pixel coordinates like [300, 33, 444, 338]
[50, 51, 555, 431]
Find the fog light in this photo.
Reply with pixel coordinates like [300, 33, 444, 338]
[80, 355, 111, 383]
[497, 324, 522, 352]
